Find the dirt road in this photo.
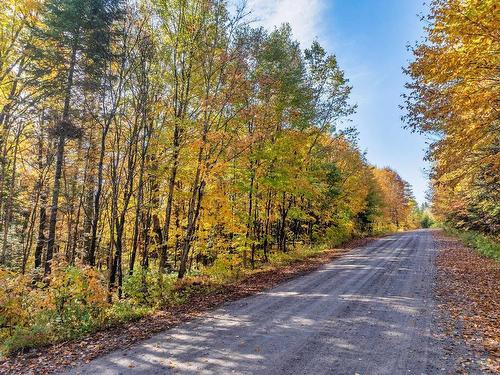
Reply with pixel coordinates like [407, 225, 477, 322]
[63, 230, 462, 374]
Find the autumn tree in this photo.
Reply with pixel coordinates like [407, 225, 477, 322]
[403, 0, 499, 234]
[27, 0, 123, 274]
[0, 0, 421, 310]
[0, 0, 40, 266]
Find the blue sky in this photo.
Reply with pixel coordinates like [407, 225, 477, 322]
[245, 0, 430, 204]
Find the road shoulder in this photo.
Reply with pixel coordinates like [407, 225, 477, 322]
[433, 230, 500, 373]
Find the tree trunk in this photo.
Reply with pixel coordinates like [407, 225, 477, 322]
[34, 190, 48, 269]
[87, 125, 108, 266]
[262, 190, 272, 262]
[45, 35, 78, 275]
[45, 134, 65, 275]
[129, 148, 145, 275]
[0, 63, 23, 255]
[244, 167, 255, 268]
[178, 178, 205, 279]
[20, 207, 33, 274]
[141, 209, 151, 270]
[1, 130, 20, 263]
[159, 124, 180, 273]
[110, 219, 125, 299]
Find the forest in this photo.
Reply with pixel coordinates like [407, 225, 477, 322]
[404, 0, 499, 237]
[0, 0, 442, 356]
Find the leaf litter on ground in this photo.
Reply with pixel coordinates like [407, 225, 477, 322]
[434, 231, 499, 374]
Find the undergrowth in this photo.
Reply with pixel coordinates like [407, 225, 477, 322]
[444, 227, 500, 261]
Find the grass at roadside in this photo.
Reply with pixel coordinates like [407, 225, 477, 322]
[443, 227, 500, 261]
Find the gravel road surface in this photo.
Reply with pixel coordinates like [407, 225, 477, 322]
[63, 230, 462, 375]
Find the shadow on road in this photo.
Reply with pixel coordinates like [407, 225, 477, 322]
[64, 230, 460, 375]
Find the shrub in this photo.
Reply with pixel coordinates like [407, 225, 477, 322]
[204, 253, 243, 283]
[445, 227, 500, 261]
[122, 269, 177, 307]
[268, 244, 325, 266]
[48, 259, 109, 337]
[420, 214, 434, 228]
[0, 270, 39, 353]
[0, 257, 109, 355]
[106, 300, 151, 324]
[325, 220, 353, 247]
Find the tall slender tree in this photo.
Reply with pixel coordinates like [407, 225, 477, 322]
[28, 0, 122, 273]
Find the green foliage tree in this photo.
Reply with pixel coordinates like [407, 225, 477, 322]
[28, 0, 122, 274]
[403, 0, 499, 235]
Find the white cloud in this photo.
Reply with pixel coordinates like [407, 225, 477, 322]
[241, 0, 326, 47]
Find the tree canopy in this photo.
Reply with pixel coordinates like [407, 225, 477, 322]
[404, 0, 499, 235]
